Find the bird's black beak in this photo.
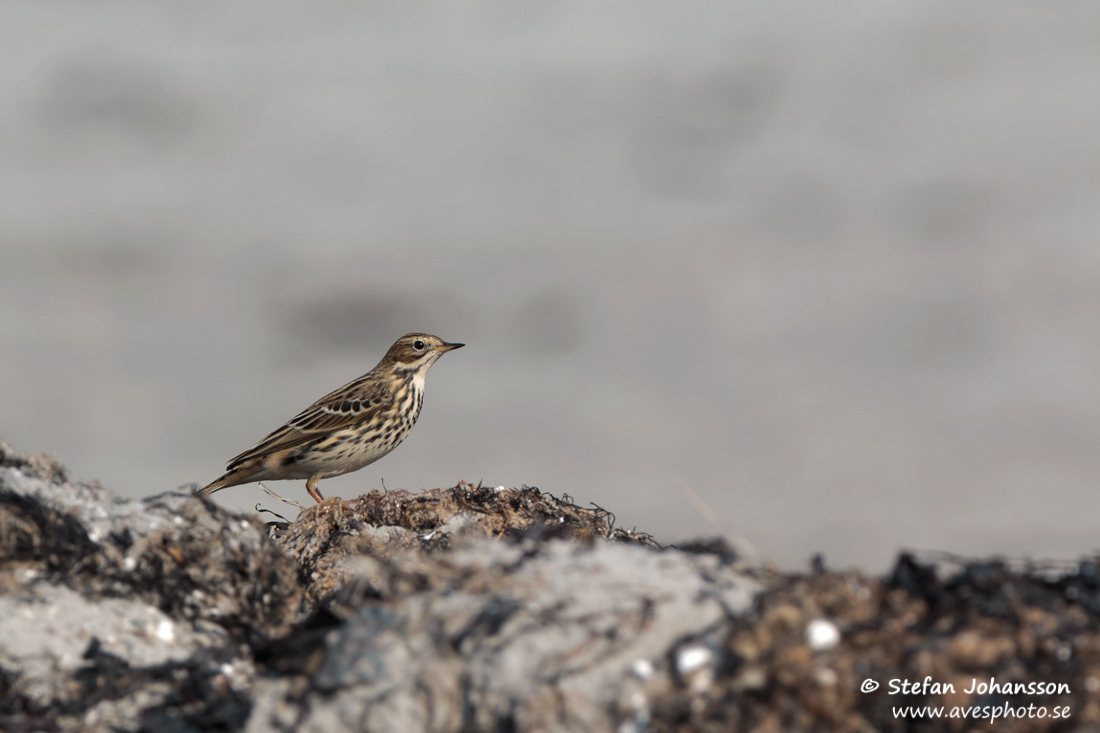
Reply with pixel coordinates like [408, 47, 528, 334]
[439, 341, 464, 352]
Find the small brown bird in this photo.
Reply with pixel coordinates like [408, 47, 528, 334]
[197, 333, 463, 503]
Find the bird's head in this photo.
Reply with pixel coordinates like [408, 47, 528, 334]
[383, 333, 464, 374]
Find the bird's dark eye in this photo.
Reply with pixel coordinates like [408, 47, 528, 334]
[413, 340, 426, 350]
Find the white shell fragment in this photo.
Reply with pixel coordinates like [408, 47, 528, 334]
[806, 618, 840, 651]
[153, 618, 176, 642]
[675, 644, 712, 676]
[631, 658, 655, 680]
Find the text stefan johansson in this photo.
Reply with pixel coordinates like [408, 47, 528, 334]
[889, 677, 1071, 696]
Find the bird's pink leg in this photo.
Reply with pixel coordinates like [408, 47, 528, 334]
[306, 475, 325, 503]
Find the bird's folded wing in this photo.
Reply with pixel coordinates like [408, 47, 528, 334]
[225, 382, 391, 469]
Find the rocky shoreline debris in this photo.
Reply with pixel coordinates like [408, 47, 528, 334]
[1, 440, 1096, 731]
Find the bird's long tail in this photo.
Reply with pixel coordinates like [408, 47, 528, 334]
[195, 479, 226, 496]
[194, 466, 255, 496]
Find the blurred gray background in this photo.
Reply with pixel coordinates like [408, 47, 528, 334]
[2, 3, 1098, 571]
